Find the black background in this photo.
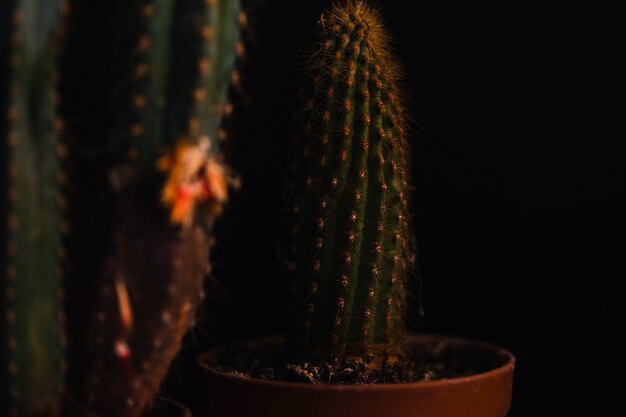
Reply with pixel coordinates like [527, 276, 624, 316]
[182, 1, 625, 416]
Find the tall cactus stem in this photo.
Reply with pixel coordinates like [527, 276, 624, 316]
[286, 1, 414, 376]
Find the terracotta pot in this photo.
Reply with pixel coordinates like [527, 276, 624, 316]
[143, 397, 192, 417]
[197, 335, 515, 417]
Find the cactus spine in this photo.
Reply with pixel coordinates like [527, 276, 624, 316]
[287, 1, 413, 376]
[0, 1, 66, 415]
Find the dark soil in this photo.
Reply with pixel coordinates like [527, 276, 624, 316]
[211, 337, 509, 385]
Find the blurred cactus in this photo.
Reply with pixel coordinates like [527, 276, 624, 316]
[68, 1, 243, 416]
[286, 1, 414, 378]
[1, 0, 244, 416]
[75, 2, 242, 414]
[0, 1, 66, 415]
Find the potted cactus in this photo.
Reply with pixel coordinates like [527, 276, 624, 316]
[198, 2, 515, 417]
[1, 0, 243, 416]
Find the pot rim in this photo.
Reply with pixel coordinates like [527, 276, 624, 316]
[197, 334, 515, 392]
[146, 396, 192, 417]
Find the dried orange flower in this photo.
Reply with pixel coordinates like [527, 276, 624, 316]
[158, 137, 231, 227]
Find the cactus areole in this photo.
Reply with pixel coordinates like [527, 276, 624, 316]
[286, 1, 416, 378]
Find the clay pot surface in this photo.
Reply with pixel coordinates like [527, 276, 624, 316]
[198, 335, 515, 417]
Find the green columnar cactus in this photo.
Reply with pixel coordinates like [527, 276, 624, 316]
[0, 1, 65, 416]
[68, 1, 243, 416]
[286, 1, 414, 378]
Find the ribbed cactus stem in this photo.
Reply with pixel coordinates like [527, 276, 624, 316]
[287, 1, 413, 371]
[126, 0, 176, 170]
[1, 1, 65, 415]
[74, 1, 243, 415]
[181, 0, 242, 146]
[126, 0, 242, 175]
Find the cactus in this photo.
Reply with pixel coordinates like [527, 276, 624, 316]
[66, 1, 243, 416]
[286, 1, 414, 378]
[1, 0, 244, 416]
[0, 1, 66, 416]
